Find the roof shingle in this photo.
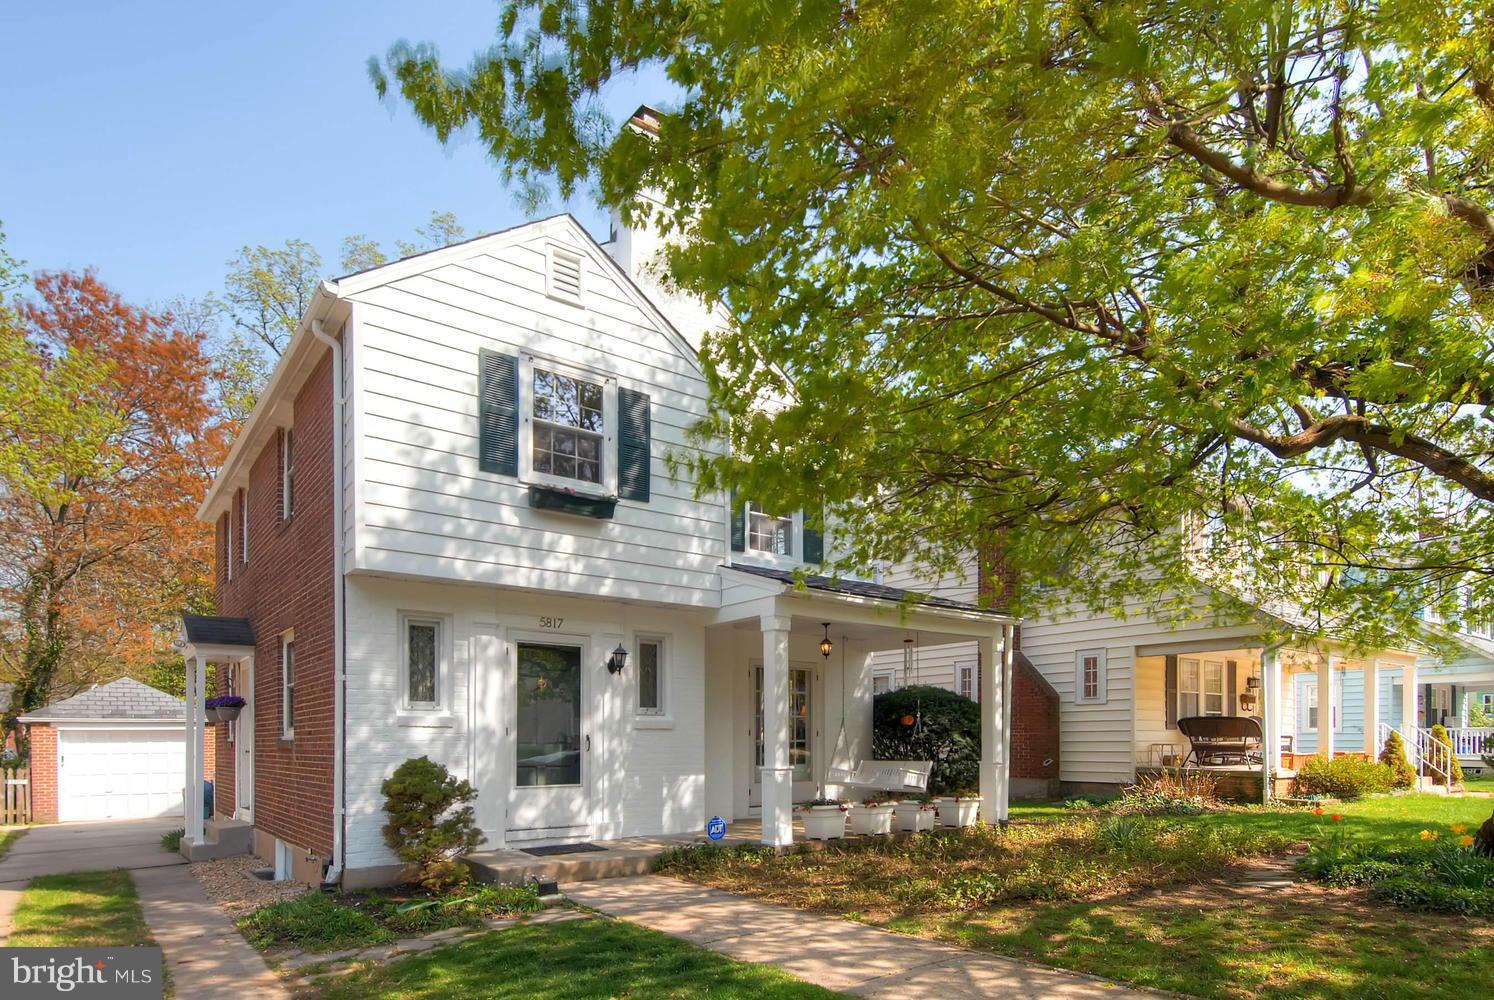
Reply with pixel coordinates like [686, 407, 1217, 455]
[19, 677, 184, 723]
[182, 615, 256, 647]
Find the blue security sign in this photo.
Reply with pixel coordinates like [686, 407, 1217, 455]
[706, 815, 727, 841]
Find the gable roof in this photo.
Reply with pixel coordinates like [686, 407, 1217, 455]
[19, 678, 184, 724]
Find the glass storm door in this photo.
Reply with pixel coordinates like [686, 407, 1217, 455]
[749, 665, 814, 807]
[507, 640, 588, 834]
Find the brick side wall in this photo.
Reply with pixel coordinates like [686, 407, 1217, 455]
[29, 724, 57, 823]
[211, 351, 336, 864]
[978, 546, 1061, 786]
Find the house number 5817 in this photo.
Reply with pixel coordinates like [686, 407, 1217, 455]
[538, 616, 564, 629]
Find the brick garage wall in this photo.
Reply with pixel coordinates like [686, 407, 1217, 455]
[28, 724, 57, 823]
[979, 546, 1061, 795]
[212, 350, 336, 865]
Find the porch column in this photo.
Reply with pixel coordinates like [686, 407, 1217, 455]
[1400, 660, 1419, 738]
[999, 624, 1015, 823]
[1261, 647, 1281, 801]
[759, 614, 794, 848]
[186, 653, 206, 845]
[1363, 660, 1381, 756]
[1316, 652, 1334, 758]
[977, 627, 1002, 825]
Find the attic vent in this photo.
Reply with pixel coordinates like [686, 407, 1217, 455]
[547, 246, 584, 303]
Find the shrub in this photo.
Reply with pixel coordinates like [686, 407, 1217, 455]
[238, 892, 392, 952]
[1377, 729, 1417, 789]
[1428, 725, 1464, 785]
[1292, 756, 1395, 800]
[160, 828, 184, 852]
[381, 756, 482, 892]
[871, 685, 979, 795]
[1118, 770, 1218, 815]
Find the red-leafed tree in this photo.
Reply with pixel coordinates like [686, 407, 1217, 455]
[0, 271, 230, 753]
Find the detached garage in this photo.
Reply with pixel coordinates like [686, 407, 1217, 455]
[21, 678, 212, 823]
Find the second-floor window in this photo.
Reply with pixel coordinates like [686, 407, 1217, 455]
[282, 427, 295, 520]
[532, 367, 604, 485]
[240, 487, 249, 565]
[747, 503, 794, 556]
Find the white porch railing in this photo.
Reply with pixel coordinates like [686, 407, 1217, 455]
[1445, 727, 1494, 760]
[1376, 722, 1455, 785]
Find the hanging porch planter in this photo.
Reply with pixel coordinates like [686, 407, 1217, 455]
[798, 800, 848, 840]
[204, 695, 245, 724]
[934, 794, 981, 828]
[847, 801, 895, 836]
[893, 799, 936, 833]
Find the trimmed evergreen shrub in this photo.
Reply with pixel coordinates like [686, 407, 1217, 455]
[871, 685, 979, 795]
[381, 756, 482, 892]
[1292, 756, 1395, 800]
[1429, 725, 1464, 785]
[1377, 729, 1417, 789]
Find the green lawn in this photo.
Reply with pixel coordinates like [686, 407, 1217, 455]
[1462, 773, 1494, 793]
[0, 826, 25, 861]
[8, 869, 156, 948]
[659, 794, 1494, 1000]
[313, 918, 844, 999]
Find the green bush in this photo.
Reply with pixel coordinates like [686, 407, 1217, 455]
[238, 892, 392, 952]
[381, 756, 483, 892]
[1429, 725, 1465, 785]
[1299, 836, 1494, 915]
[1292, 756, 1395, 800]
[871, 685, 979, 795]
[1377, 730, 1417, 789]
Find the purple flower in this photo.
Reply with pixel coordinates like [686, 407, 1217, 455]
[205, 695, 246, 709]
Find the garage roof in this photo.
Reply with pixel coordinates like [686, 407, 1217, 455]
[19, 677, 185, 724]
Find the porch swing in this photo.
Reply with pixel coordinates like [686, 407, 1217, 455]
[825, 632, 934, 794]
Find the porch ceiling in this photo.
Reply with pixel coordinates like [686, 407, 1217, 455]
[714, 612, 982, 648]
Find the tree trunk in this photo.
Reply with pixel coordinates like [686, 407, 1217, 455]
[0, 568, 67, 758]
[1475, 807, 1494, 857]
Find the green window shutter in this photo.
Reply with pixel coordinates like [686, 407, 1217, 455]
[730, 491, 745, 552]
[478, 349, 519, 476]
[1164, 655, 1179, 729]
[617, 387, 651, 501]
[802, 508, 824, 564]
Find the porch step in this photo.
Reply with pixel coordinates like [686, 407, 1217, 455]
[466, 836, 691, 886]
[180, 818, 255, 862]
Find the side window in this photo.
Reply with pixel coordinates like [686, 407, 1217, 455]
[241, 486, 249, 565]
[281, 427, 295, 520]
[281, 633, 295, 738]
[872, 671, 895, 696]
[402, 615, 444, 710]
[637, 636, 665, 716]
[225, 510, 233, 582]
[1074, 648, 1107, 705]
[746, 502, 794, 557]
[957, 662, 977, 702]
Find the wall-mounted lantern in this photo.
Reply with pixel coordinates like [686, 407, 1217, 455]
[607, 643, 629, 675]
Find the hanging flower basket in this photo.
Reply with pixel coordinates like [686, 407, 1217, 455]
[204, 695, 245, 724]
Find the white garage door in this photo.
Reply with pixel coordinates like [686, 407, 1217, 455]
[59, 728, 186, 821]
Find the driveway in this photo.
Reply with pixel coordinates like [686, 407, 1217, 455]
[0, 816, 186, 884]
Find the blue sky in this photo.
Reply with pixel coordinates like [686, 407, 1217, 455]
[0, 2, 669, 307]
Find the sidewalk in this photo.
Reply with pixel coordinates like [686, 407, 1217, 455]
[566, 875, 1160, 999]
[132, 864, 288, 1000]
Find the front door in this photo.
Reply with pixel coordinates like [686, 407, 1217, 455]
[233, 657, 254, 822]
[749, 664, 817, 807]
[507, 638, 589, 837]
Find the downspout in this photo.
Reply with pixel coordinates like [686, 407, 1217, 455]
[311, 318, 347, 886]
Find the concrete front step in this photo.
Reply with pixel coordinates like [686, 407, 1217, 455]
[180, 818, 255, 862]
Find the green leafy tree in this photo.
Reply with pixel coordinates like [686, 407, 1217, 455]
[381, 756, 482, 891]
[375, 1, 1494, 645]
[339, 234, 388, 274]
[1377, 728, 1417, 789]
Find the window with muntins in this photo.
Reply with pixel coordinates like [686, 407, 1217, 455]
[1075, 648, 1106, 704]
[747, 504, 794, 556]
[281, 635, 295, 737]
[405, 618, 440, 709]
[957, 662, 977, 701]
[637, 638, 663, 715]
[1178, 657, 1224, 716]
[532, 367, 604, 485]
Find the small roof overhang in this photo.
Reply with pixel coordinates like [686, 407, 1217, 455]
[181, 615, 256, 649]
[720, 564, 1015, 626]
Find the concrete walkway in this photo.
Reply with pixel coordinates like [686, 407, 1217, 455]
[566, 875, 1161, 999]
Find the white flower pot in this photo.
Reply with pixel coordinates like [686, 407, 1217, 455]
[848, 803, 895, 836]
[935, 797, 981, 828]
[894, 801, 935, 832]
[802, 805, 847, 840]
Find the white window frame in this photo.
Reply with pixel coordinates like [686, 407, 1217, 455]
[225, 511, 233, 582]
[399, 613, 449, 714]
[1302, 677, 1344, 732]
[544, 243, 585, 305]
[872, 670, 896, 696]
[740, 501, 801, 566]
[1177, 657, 1226, 718]
[241, 486, 249, 566]
[957, 661, 978, 702]
[518, 353, 617, 498]
[635, 634, 670, 726]
[281, 427, 295, 520]
[1074, 648, 1107, 705]
[280, 631, 295, 739]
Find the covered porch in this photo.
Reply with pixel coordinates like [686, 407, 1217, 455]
[1133, 637, 1422, 799]
[178, 614, 258, 861]
[707, 566, 1016, 845]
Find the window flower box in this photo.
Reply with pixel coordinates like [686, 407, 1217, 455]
[893, 800, 936, 832]
[847, 801, 895, 836]
[934, 795, 981, 828]
[204, 695, 245, 724]
[798, 800, 848, 840]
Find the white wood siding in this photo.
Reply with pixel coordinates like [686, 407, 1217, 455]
[345, 220, 725, 607]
